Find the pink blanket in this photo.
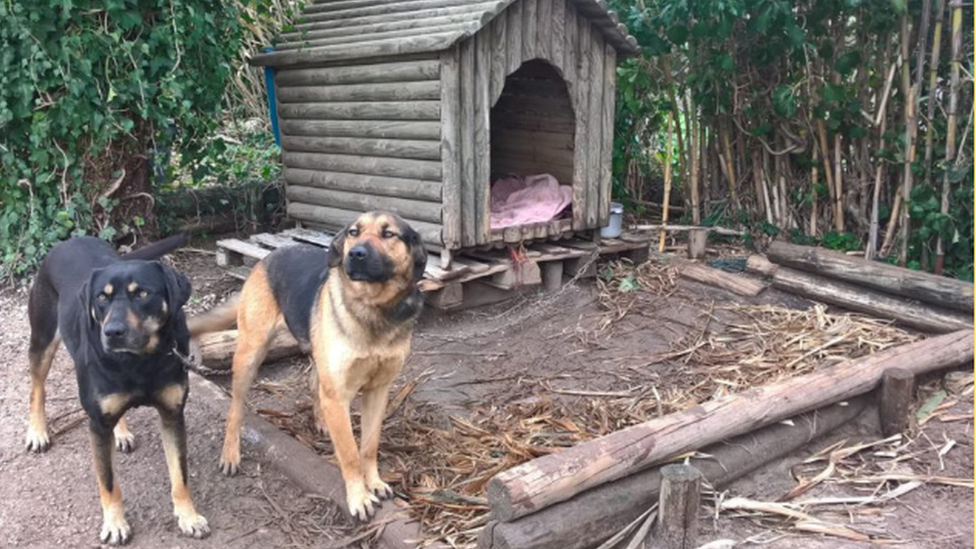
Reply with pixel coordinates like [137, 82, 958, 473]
[490, 174, 573, 229]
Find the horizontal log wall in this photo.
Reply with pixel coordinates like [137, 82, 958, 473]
[447, 0, 614, 246]
[276, 58, 444, 243]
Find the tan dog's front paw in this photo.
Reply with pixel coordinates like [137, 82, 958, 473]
[100, 513, 132, 545]
[176, 510, 211, 539]
[25, 425, 50, 453]
[366, 476, 394, 500]
[346, 482, 380, 522]
[219, 441, 241, 476]
[114, 431, 136, 453]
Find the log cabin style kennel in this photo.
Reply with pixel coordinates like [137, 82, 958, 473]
[250, 0, 638, 265]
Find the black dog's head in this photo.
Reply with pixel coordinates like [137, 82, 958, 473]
[328, 211, 427, 286]
[82, 261, 191, 354]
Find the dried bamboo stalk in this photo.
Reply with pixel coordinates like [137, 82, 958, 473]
[897, 14, 915, 267]
[936, 2, 962, 274]
[660, 113, 675, 253]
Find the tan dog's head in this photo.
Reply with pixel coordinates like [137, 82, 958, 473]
[328, 211, 427, 288]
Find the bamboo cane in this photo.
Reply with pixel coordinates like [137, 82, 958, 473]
[924, 0, 947, 188]
[689, 92, 701, 225]
[897, 14, 915, 267]
[810, 147, 819, 237]
[935, 2, 962, 274]
[659, 113, 674, 253]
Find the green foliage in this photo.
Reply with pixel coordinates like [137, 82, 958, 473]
[821, 231, 861, 253]
[0, 0, 247, 281]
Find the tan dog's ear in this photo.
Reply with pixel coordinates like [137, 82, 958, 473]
[402, 225, 427, 282]
[328, 227, 348, 269]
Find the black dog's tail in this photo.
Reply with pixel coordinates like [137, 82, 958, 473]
[122, 233, 188, 261]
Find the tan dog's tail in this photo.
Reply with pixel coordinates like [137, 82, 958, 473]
[187, 294, 240, 337]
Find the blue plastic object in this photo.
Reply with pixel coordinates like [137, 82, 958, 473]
[263, 46, 281, 147]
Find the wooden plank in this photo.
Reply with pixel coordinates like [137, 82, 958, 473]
[291, 2, 502, 31]
[537, 0, 553, 60]
[487, 330, 975, 521]
[300, 0, 487, 23]
[274, 60, 440, 86]
[563, 0, 577, 92]
[287, 186, 443, 223]
[491, 112, 574, 134]
[281, 228, 335, 248]
[288, 203, 443, 244]
[474, 32, 492, 244]
[252, 33, 464, 67]
[585, 29, 604, 228]
[572, 16, 590, 230]
[277, 14, 480, 42]
[492, 128, 574, 150]
[506, 0, 523, 75]
[441, 47, 463, 250]
[678, 262, 766, 297]
[250, 233, 299, 249]
[216, 239, 270, 264]
[598, 43, 616, 226]
[494, 93, 573, 114]
[281, 136, 440, 161]
[452, 256, 492, 273]
[276, 81, 440, 103]
[284, 168, 442, 202]
[522, 0, 537, 61]
[277, 23, 474, 51]
[551, 0, 565, 69]
[279, 119, 440, 140]
[460, 38, 477, 247]
[489, 16, 507, 106]
[278, 101, 440, 121]
[283, 151, 441, 181]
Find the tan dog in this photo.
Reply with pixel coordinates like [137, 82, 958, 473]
[189, 212, 426, 520]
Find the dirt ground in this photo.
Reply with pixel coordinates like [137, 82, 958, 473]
[1, 237, 972, 549]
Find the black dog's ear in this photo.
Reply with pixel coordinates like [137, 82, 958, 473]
[405, 226, 427, 282]
[157, 262, 192, 317]
[78, 269, 102, 329]
[327, 228, 347, 269]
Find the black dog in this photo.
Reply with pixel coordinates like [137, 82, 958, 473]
[25, 235, 210, 545]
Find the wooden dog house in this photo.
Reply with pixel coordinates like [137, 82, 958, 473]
[250, 0, 638, 265]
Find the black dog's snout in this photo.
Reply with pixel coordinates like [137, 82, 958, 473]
[349, 245, 369, 260]
[103, 320, 128, 338]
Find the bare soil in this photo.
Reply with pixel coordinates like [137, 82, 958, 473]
[2, 237, 972, 549]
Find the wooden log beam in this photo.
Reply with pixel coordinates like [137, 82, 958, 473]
[772, 267, 972, 333]
[679, 262, 766, 297]
[766, 241, 974, 313]
[284, 168, 442, 202]
[287, 186, 443, 224]
[632, 224, 745, 237]
[197, 330, 302, 370]
[251, 32, 465, 67]
[279, 120, 440, 141]
[686, 229, 707, 260]
[486, 330, 973, 522]
[745, 254, 778, 276]
[283, 151, 442, 182]
[274, 60, 440, 87]
[276, 81, 440, 103]
[477, 396, 870, 549]
[278, 13, 480, 42]
[278, 101, 440, 121]
[281, 136, 441, 162]
[288, 203, 443, 244]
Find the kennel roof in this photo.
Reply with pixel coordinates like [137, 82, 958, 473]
[249, 0, 639, 67]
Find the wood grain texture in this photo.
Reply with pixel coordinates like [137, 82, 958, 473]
[284, 168, 442, 202]
[459, 38, 477, 247]
[440, 47, 463, 249]
[474, 33, 492, 243]
[279, 119, 440, 140]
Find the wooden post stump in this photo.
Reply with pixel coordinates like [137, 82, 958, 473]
[542, 261, 564, 292]
[687, 229, 707, 260]
[879, 368, 916, 437]
[658, 464, 701, 549]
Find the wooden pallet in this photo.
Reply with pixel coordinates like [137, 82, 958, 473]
[215, 228, 653, 310]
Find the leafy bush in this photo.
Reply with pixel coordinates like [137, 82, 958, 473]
[0, 0, 247, 281]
